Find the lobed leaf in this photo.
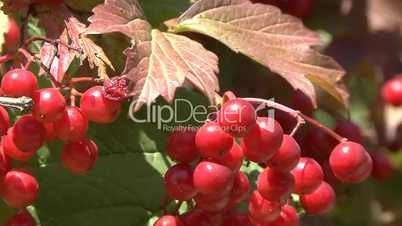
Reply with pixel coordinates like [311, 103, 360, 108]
[174, 0, 349, 107]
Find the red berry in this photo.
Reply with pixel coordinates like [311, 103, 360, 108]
[54, 106, 88, 141]
[32, 88, 66, 122]
[210, 143, 244, 171]
[335, 120, 363, 143]
[248, 191, 282, 224]
[218, 98, 256, 137]
[193, 161, 234, 196]
[164, 163, 197, 201]
[371, 151, 394, 181]
[4, 18, 21, 50]
[222, 212, 252, 226]
[166, 128, 199, 163]
[80, 86, 121, 124]
[283, 0, 314, 18]
[154, 215, 183, 226]
[194, 193, 230, 212]
[329, 141, 372, 183]
[257, 168, 294, 202]
[291, 157, 323, 194]
[61, 139, 98, 173]
[228, 172, 250, 206]
[265, 204, 299, 226]
[3, 128, 37, 162]
[196, 121, 234, 159]
[42, 122, 57, 141]
[0, 106, 11, 136]
[382, 76, 402, 106]
[242, 117, 283, 163]
[0, 146, 11, 177]
[305, 128, 337, 157]
[4, 210, 36, 226]
[268, 135, 301, 172]
[103, 77, 129, 102]
[13, 115, 45, 152]
[2, 170, 39, 208]
[291, 90, 314, 114]
[1, 69, 38, 98]
[180, 210, 213, 226]
[300, 182, 336, 215]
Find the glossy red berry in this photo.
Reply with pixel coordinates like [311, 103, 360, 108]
[3, 128, 37, 162]
[242, 117, 283, 163]
[166, 129, 199, 163]
[300, 181, 336, 215]
[222, 212, 252, 226]
[329, 141, 372, 183]
[291, 90, 314, 114]
[210, 143, 244, 171]
[291, 157, 323, 194]
[193, 161, 234, 196]
[80, 86, 121, 124]
[180, 210, 213, 226]
[371, 151, 394, 181]
[154, 215, 183, 226]
[43, 122, 57, 141]
[194, 192, 230, 212]
[248, 191, 282, 224]
[4, 18, 20, 50]
[257, 168, 294, 202]
[54, 106, 88, 141]
[0, 106, 10, 136]
[382, 76, 402, 107]
[4, 210, 36, 226]
[0, 146, 11, 177]
[268, 135, 301, 172]
[1, 69, 38, 98]
[335, 120, 363, 143]
[13, 115, 45, 152]
[164, 163, 197, 201]
[265, 204, 299, 226]
[32, 88, 66, 122]
[228, 172, 250, 206]
[2, 170, 39, 208]
[61, 139, 98, 173]
[196, 121, 234, 159]
[218, 98, 257, 137]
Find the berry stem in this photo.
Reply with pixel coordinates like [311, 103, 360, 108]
[243, 97, 345, 142]
[0, 96, 33, 111]
[0, 53, 14, 64]
[23, 36, 83, 54]
[173, 201, 183, 215]
[70, 77, 104, 86]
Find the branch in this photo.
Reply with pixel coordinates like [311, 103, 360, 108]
[0, 96, 33, 111]
[23, 36, 83, 54]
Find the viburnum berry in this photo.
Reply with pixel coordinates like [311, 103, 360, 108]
[228, 172, 250, 206]
[4, 210, 36, 226]
[371, 151, 394, 181]
[154, 215, 183, 226]
[42, 122, 57, 141]
[218, 98, 257, 137]
[2, 170, 39, 208]
[210, 143, 244, 171]
[267, 135, 301, 172]
[80, 86, 121, 124]
[4, 18, 20, 50]
[32, 88, 66, 122]
[335, 120, 363, 143]
[195, 121, 234, 159]
[329, 141, 373, 183]
[381, 76, 402, 107]
[291, 90, 314, 114]
[166, 128, 199, 163]
[3, 128, 37, 162]
[222, 211, 252, 226]
[283, 0, 314, 18]
[0, 106, 11, 136]
[103, 76, 129, 102]
[54, 106, 88, 141]
[257, 167, 295, 202]
[300, 181, 336, 215]
[193, 161, 234, 196]
[164, 163, 197, 201]
[305, 128, 337, 157]
[61, 138, 98, 173]
[242, 117, 284, 163]
[248, 191, 282, 224]
[13, 115, 46, 152]
[1, 69, 38, 98]
[180, 210, 213, 226]
[0, 146, 11, 177]
[265, 204, 299, 226]
[194, 192, 230, 212]
[291, 157, 323, 194]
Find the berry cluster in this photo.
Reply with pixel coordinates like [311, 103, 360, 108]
[0, 68, 123, 211]
[154, 97, 373, 226]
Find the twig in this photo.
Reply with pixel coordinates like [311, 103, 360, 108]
[0, 96, 33, 111]
[70, 77, 104, 86]
[290, 118, 305, 136]
[0, 53, 14, 64]
[23, 36, 83, 53]
[243, 97, 345, 142]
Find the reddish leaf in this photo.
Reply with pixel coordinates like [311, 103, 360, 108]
[174, 0, 348, 107]
[367, 0, 402, 32]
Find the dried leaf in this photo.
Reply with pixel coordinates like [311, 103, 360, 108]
[174, 0, 348, 107]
